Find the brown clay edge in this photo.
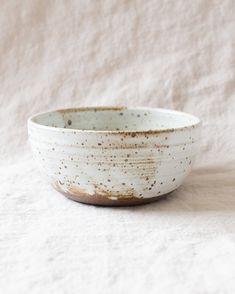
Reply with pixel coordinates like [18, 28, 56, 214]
[54, 187, 169, 207]
[57, 106, 127, 113]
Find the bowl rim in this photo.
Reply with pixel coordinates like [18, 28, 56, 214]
[28, 106, 201, 135]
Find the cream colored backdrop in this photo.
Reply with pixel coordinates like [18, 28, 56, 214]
[0, 1, 235, 293]
[1, 0, 234, 165]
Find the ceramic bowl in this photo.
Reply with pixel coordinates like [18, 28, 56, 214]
[28, 107, 201, 206]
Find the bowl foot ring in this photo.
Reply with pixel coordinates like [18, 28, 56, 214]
[54, 188, 173, 206]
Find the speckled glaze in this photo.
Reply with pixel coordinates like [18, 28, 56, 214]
[28, 107, 201, 206]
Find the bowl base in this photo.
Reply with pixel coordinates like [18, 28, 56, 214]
[55, 188, 172, 206]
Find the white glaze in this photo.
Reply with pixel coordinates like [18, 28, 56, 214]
[28, 107, 201, 203]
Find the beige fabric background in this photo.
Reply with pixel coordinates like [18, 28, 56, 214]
[0, 1, 235, 293]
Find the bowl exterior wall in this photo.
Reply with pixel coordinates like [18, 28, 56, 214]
[28, 121, 200, 203]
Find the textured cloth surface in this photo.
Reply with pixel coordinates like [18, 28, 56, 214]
[0, 1, 235, 293]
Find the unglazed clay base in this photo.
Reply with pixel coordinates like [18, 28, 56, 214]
[53, 185, 174, 206]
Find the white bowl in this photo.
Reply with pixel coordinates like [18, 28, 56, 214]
[28, 107, 201, 206]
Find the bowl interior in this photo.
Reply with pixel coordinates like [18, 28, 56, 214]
[30, 107, 200, 131]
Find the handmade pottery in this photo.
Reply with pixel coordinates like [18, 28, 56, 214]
[28, 107, 201, 206]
